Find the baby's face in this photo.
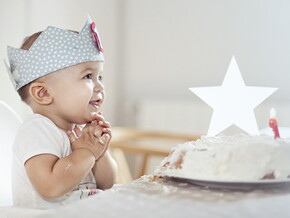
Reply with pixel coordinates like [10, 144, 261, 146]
[46, 61, 105, 124]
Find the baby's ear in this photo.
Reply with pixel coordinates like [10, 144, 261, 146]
[29, 82, 53, 105]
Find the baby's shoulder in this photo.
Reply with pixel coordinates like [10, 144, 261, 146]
[13, 114, 69, 158]
[19, 113, 59, 134]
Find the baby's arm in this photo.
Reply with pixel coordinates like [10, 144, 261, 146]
[92, 151, 118, 189]
[71, 113, 118, 189]
[24, 121, 108, 199]
[87, 113, 118, 189]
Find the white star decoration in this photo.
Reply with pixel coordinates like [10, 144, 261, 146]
[189, 56, 278, 136]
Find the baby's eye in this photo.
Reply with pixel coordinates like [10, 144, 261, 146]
[84, 74, 92, 80]
[98, 75, 103, 81]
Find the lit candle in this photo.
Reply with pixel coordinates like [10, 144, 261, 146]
[269, 108, 280, 139]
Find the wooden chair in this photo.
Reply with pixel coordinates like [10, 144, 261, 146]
[110, 127, 200, 184]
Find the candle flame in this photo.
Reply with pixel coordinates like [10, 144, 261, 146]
[270, 108, 276, 118]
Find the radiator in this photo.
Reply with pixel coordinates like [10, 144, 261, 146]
[136, 99, 290, 136]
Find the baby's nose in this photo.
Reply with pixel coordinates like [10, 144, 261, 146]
[94, 81, 104, 92]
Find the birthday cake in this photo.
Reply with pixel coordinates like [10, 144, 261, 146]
[155, 134, 290, 181]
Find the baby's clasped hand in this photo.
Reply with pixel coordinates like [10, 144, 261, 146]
[91, 112, 112, 144]
[67, 114, 112, 161]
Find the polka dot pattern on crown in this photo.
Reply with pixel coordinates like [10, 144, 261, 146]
[6, 16, 104, 90]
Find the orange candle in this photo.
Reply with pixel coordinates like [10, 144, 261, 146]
[269, 108, 280, 139]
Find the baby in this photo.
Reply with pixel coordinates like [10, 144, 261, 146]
[5, 16, 118, 208]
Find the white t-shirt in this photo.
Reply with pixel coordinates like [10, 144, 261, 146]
[12, 114, 97, 208]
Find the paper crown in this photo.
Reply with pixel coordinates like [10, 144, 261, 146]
[5, 16, 104, 90]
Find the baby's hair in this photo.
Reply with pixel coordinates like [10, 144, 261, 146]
[21, 31, 43, 50]
[17, 30, 79, 103]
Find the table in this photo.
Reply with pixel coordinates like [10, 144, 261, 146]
[39, 175, 290, 218]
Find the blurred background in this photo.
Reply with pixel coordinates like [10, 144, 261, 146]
[1, 0, 290, 180]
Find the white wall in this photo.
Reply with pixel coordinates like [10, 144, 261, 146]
[1, 0, 290, 132]
[119, 0, 290, 128]
[0, 0, 31, 118]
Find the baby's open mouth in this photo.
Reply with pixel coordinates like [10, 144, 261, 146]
[89, 99, 102, 108]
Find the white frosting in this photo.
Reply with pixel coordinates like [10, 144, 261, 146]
[155, 134, 290, 181]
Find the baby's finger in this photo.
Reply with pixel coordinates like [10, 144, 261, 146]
[88, 121, 99, 138]
[67, 130, 77, 143]
[74, 125, 82, 138]
[89, 120, 98, 129]
[102, 128, 112, 139]
[98, 121, 111, 129]
[100, 133, 110, 145]
[94, 128, 102, 138]
[82, 122, 92, 134]
[91, 113, 105, 122]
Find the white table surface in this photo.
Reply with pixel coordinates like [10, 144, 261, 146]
[28, 175, 290, 218]
[1, 175, 290, 218]
[0, 206, 47, 218]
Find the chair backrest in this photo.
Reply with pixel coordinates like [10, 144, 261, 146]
[0, 101, 22, 206]
[111, 127, 200, 182]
